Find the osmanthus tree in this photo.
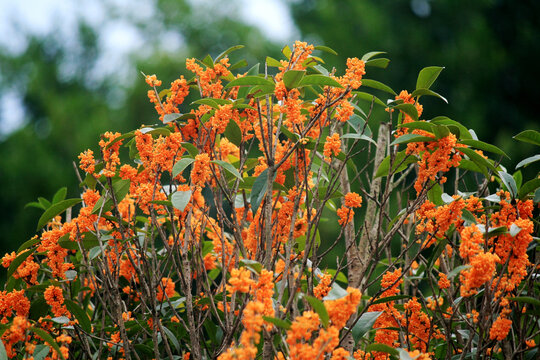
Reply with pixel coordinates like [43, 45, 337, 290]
[0, 42, 538, 360]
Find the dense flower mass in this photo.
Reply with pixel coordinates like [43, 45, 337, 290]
[1, 42, 538, 360]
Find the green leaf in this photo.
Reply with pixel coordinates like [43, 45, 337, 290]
[215, 45, 244, 63]
[64, 299, 91, 334]
[212, 160, 243, 181]
[430, 124, 450, 139]
[375, 150, 417, 178]
[399, 121, 434, 133]
[171, 190, 192, 212]
[393, 103, 418, 120]
[361, 51, 386, 62]
[224, 76, 274, 89]
[172, 158, 195, 178]
[249, 85, 276, 98]
[297, 75, 343, 89]
[430, 117, 472, 140]
[262, 316, 291, 330]
[509, 296, 540, 307]
[105, 130, 135, 149]
[33, 345, 50, 360]
[498, 171, 518, 198]
[390, 134, 434, 146]
[411, 88, 448, 103]
[535, 188, 540, 203]
[140, 127, 171, 137]
[282, 45, 292, 59]
[192, 98, 221, 109]
[352, 311, 382, 342]
[0, 340, 8, 360]
[397, 348, 415, 360]
[182, 142, 199, 157]
[283, 70, 306, 90]
[38, 197, 51, 209]
[459, 139, 509, 159]
[25, 201, 45, 210]
[461, 209, 477, 225]
[459, 147, 497, 176]
[250, 169, 269, 214]
[305, 296, 329, 328]
[365, 58, 390, 68]
[427, 183, 443, 206]
[371, 295, 410, 305]
[37, 198, 82, 230]
[17, 237, 41, 252]
[224, 119, 243, 146]
[314, 45, 338, 55]
[361, 79, 396, 95]
[7, 249, 35, 279]
[265, 56, 282, 67]
[352, 92, 386, 107]
[342, 133, 377, 146]
[161, 325, 181, 352]
[30, 327, 66, 360]
[509, 223, 522, 237]
[239, 259, 262, 273]
[516, 154, 540, 169]
[163, 113, 182, 124]
[518, 178, 540, 199]
[52, 187, 67, 204]
[513, 130, 540, 146]
[365, 343, 399, 356]
[416, 66, 444, 90]
[229, 59, 248, 71]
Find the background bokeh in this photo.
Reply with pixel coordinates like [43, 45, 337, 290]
[1, 0, 539, 255]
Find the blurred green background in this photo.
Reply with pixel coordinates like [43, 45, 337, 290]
[1, 0, 539, 255]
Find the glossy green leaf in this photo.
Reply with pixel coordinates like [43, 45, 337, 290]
[430, 117, 472, 140]
[223, 119, 243, 147]
[397, 348, 415, 360]
[411, 88, 448, 103]
[498, 171, 518, 198]
[192, 98, 220, 109]
[447, 265, 471, 279]
[298, 75, 343, 88]
[509, 223, 522, 237]
[516, 154, 540, 169]
[314, 45, 338, 55]
[239, 259, 262, 273]
[416, 66, 444, 90]
[371, 295, 410, 305]
[390, 134, 434, 146]
[365, 58, 390, 68]
[393, 103, 418, 120]
[265, 56, 282, 67]
[461, 209, 477, 225]
[250, 169, 269, 214]
[342, 133, 377, 145]
[375, 150, 417, 178]
[361, 51, 386, 62]
[37, 198, 82, 230]
[262, 316, 292, 330]
[248, 84, 276, 98]
[171, 190, 192, 212]
[172, 158, 195, 178]
[139, 127, 171, 137]
[161, 325, 181, 351]
[224, 76, 274, 89]
[38, 197, 51, 209]
[0, 340, 8, 360]
[430, 124, 450, 139]
[25, 201, 45, 210]
[17, 236, 41, 253]
[305, 296, 329, 328]
[460, 139, 509, 158]
[427, 182, 443, 206]
[282, 45, 292, 59]
[30, 327, 65, 360]
[513, 130, 540, 146]
[163, 113, 182, 124]
[105, 131, 135, 149]
[399, 121, 433, 133]
[33, 345, 50, 360]
[459, 147, 495, 176]
[352, 91, 386, 107]
[322, 283, 349, 300]
[212, 160, 243, 181]
[518, 178, 540, 199]
[64, 299, 91, 334]
[351, 311, 382, 343]
[365, 343, 399, 356]
[215, 45, 244, 63]
[509, 296, 540, 307]
[52, 187, 67, 204]
[361, 79, 396, 95]
[229, 59, 248, 71]
[283, 70, 306, 90]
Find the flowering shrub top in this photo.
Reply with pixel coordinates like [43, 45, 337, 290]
[1, 42, 539, 360]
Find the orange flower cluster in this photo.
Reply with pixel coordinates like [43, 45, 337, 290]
[156, 277, 175, 302]
[191, 153, 212, 187]
[186, 57, 231, 98]
[44, 285, 69, 317]
[313, 272, 332, 299]
[2, 251, 39, 285]
[337, 192, 362, 226]
[325, 287, 361, 328]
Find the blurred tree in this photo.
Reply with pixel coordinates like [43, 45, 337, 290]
[288, 0, 540, 168]
[0, 0, 280, 255]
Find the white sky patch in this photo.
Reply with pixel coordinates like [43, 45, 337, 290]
[0, 0, 296, 136]
[239, 0, 297, 42]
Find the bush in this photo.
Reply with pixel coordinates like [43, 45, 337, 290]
[1, 42, 539, 360]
